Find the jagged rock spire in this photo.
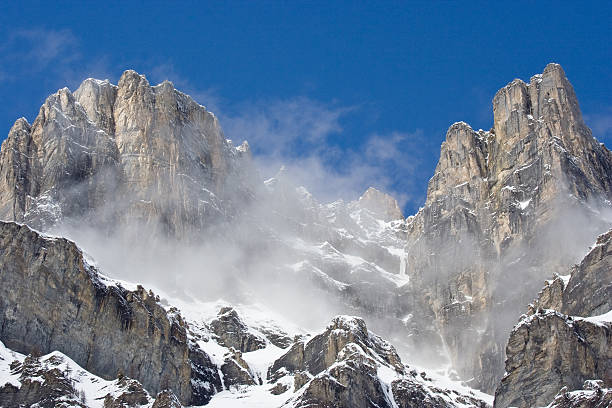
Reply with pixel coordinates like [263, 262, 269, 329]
[406, 63, 612, 393]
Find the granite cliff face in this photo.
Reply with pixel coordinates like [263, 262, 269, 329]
[405, 63, 612, 392]
[0, 221, 221, 405]
[0, 71, 255, 236]
[493, 229, 612, 408]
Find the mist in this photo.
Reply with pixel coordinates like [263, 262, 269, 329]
[47, 163, 371, 334]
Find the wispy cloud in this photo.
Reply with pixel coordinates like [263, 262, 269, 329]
[220, 97, 350, 156]
[18, 28, 79, 66]
[0, 27, 111, 89]
[219, 97, 425, 209]
[1, 28, 78, 79]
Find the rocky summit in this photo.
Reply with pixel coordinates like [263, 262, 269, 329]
[0, 72, 255, 236]
[0, 63, 610, 407]
[405, 63, 612, 393]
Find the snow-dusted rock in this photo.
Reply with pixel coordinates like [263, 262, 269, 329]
[0, 70, 256, 237]
[209, 307, 267, 353]
[494, 229, 612, 407]
[544, 381, 612, 408]
[269, 315, 490, 408]
[405, 63, 612, 393]
[0, 221, 221, 405]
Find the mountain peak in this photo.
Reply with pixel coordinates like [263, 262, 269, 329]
[542, 61, 564, 76]
[358, 187, 404, 221]
[0, 70, 255, 235]
[409, 63, 612, 393]
[10, 117, 31, 133]
[119, 69, 149, 84]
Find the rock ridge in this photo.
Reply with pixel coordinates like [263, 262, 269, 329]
[494, 228, 612, 407]
[405, 62, 612, 393]
[0, 221, 221, 405]
[0, 70, 256, 237]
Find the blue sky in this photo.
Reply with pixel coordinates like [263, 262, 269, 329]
[1, 1, 611, 214]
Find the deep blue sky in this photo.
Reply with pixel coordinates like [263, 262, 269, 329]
[1, 1, 611, 214]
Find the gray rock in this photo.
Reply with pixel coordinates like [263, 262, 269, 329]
[0, 355, 87, 408]
[0, 221, 221, 405]
[405, 63, 612, 392]
[562, 230, 612, 317]
[209, 307, 267, 353]
[272, 316, 490, 408]
[269, 315, 403, 382]
[151, 390, 183, 408]
[102, 375, 151, 407]
[392, 378, 488, 408]
[293, 343, 389, 408]
[357, 187, 404, 221]
[494, 311, 611, 408]
[544, 382, 611, 408]
[494, 229, 612, 407]
[269, 382, 289, 395]
[0, 71, 256, 237]
[293, 370, 312, 391]
[220, 349, 258, 387]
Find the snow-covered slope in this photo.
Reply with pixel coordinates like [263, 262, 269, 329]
[0, 340, 157, 408]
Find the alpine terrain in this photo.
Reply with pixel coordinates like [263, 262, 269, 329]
[0, 63, 610, 407]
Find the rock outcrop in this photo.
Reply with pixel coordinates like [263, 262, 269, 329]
[151, 390, 183, 408]
[209, 307, 267, 353]
[0, 354, 89, 408]
[0, 339, 185, 408]
[220, 349, 258, 388]
[405, 63, 612, 392]
[562, 230, 612, 317]
[357, 187, 404, 221]
[544, 381, 612, 408]
[270, 316, 490, 408]
[100, 375, 151, 407]
[495, 311, 611, 408]
[494, 229, 612, 407]
[0, 72, 255, 237]
[0, 221, 221, 405]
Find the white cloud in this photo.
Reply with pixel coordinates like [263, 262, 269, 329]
[220, 97, 349, 155]
[19, 28, 79, 66]
[218, 97, 424, 209]
[1, 28, 77, 79]
[0, 27, 111, 89]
